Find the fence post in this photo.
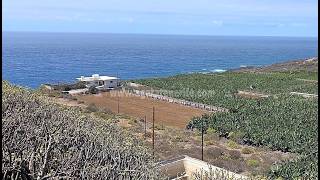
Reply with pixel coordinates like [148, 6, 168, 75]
[201, 118, 204, 161]
[144, 115, 147, 140]
[152, 106, 155, 156]
[117, 91, 120, 113]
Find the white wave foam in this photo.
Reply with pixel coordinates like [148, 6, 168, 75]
[210, 69, 226, 73]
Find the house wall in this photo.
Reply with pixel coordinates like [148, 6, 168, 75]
[159, 160, 186, 179]
[104, 80, 118, 88]
[85, 81, 98, 88]
[84, 80, 118, 89]
[159, 156, 247, 180]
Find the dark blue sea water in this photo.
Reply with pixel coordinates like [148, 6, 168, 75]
[3, 32, 318, 88]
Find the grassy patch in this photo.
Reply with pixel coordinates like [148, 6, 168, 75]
[241, 147, 254, 154]
[246, 159, 260, 168]
[226, 140, 239, 149]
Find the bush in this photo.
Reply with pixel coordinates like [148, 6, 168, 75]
[50, 81, 86, 91]
[227, 140, 239, 149]
[64, 86, 71, 91]
[204, 140, 216, 145]
[2, 81, 164, 179]
[86, 103, 99, 112]
[206, 127, 216, 134]
[228, 150, 242, 159]
[228, 131, 245, 143]
[88, 86, 99, 94]
[206, 147, 224, 159]
[154, 124, 165, 130]
[241, 147, 254, 154]
[246, 159, 260, 168]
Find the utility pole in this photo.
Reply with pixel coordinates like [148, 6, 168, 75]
[152, 106, 155, 156]
[201, 118, 204, 161]
[117, 93, 120, 113]
[116, 70, 120, 114]
[144, 115, 147, 140]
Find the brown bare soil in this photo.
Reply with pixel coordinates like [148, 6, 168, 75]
[76, 91, 209, 129]
[49, 95, 294, 176]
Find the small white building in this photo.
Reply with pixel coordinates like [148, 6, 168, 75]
[76, 74, 120, 90]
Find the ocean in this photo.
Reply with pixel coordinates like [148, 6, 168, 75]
[2, 32, 318, 88]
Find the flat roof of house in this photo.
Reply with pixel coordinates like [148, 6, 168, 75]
[76, 74, 118, 82]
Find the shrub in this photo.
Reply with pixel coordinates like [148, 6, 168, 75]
[154, 124, 165, 130]
[228, 150, 242, 159]
[64, 86, 71, 91]
[204, 140, 215, 145]
[206, 127, 216, 134]
[241, 147, 254, 154]
[228, 131, 245, 142]
[246, 159, 260, 168]
[86, 103, 99, 112]
[88, 86, 99, 94]
[172, 134, 189, 143]
[227, 140, 239, 149]
[50, 81, 86, 91]
[206, 147, 224, 159]
[2, 81, 164, 179]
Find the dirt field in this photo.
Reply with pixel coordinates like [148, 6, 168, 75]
[76, 91, 209, 129]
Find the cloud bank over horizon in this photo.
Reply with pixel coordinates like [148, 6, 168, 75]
[3, 0, 318, 37]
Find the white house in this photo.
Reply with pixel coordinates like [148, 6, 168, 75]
[76, 74, 120, 90]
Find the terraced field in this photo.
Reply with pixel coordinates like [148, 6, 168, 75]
[76, 91, 209, 129]
[135, 68, 318, 179]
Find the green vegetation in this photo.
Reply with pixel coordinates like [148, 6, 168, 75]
[44, 81, 86, 91]
[135, 71, 318, 109]
[2, 81, 164, 179]
[227, 140, 239, 149]
[241, 147, 254, 154]
[136, 70, 318, 179]
[188, 95, 318, 179]
[246, 159, 260, 168]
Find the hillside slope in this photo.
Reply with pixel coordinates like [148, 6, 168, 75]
[2, 81, 164, 179]
[135, 58, 318, 179]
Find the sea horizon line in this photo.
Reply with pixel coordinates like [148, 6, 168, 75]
[2, 30, 318, 39]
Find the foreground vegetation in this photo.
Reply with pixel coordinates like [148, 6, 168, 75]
[136, 70, 318, 179]
[2, 81, 163, 179]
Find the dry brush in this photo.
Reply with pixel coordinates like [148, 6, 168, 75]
[2, 81, 165, 179]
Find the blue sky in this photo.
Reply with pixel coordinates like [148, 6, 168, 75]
[2, 0, 318, 37]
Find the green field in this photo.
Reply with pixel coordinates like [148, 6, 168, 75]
[135, 71, 317, 109]
[135, 71, 318, 179]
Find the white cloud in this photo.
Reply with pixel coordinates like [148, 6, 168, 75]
[211, 20, 223, 26]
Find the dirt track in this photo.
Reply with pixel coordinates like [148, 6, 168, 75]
[77, 91, 209, 129]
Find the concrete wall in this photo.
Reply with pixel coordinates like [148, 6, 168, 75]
[158, 155, 247, 180]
